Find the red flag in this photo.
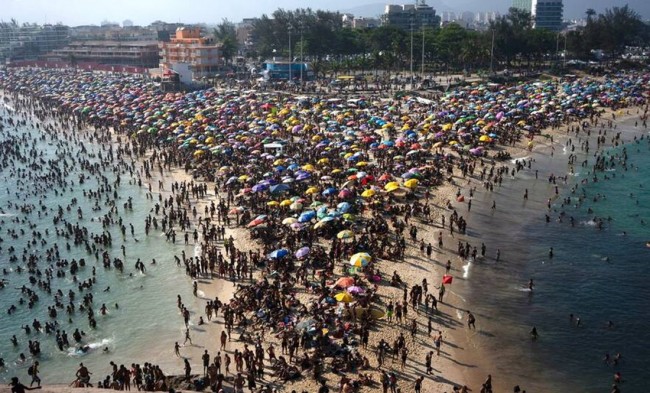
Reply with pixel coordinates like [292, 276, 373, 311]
[442, 275, 453, 284]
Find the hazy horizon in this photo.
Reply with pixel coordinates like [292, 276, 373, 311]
[1, 0, 648, 27]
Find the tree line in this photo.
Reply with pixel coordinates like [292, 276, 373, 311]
[214, 5, 649, 75]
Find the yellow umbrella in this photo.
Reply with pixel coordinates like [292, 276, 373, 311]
[334, 292, 354, 303]
[479, 135, 491, 142]
[305, 187, 319, 195]
[238, 175, 249, 181]
[442, 123, 453, 131]
[280, 199, 292, 207]
[282, 217, 298, 225]
[361, 189, 376, 198]
[404, 179, 419, 189]
[267, 201, 280, 207]
[337, 230, 355, 239]
[273, 159, 285, 166]
[384, 182, 400, 192]
[356, 161, 368, 167]
[332, 169, 342, 174]
[302, 164, 315, 171]
[313, 221, 329, 230]
[317, 158, 330, 165]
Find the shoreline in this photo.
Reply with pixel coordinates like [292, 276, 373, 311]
[1, 69, 648, 392]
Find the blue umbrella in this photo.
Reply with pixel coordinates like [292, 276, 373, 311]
[268, 248, 290, 259]
[337, 202, 351, 213]
[287, 163, 299, 171]
[252, 184, 268, 193]
[298, 211, 316, 223]
[322, 187, 337, 196]
[270, 184, 290, 194]
[295, 171, 311, 181]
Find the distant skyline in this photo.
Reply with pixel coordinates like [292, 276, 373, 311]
[1, 0, 648, 26]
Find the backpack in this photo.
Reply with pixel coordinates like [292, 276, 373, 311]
[28, 365, 34, 375]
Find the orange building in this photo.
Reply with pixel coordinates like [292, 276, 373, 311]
[159, 27, 222, 80]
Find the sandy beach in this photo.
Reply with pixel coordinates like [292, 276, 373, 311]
[1, 68, 648, 393]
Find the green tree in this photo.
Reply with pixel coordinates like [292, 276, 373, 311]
[213, 19, 238, 65]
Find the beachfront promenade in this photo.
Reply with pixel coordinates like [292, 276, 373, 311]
[0, 67, 647, 393]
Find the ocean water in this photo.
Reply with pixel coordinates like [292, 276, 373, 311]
[451, 121, 650, 392]
[0, 101, 201, 384]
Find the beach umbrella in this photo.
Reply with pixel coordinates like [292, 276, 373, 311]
[384, 182, 400, 192]
[337, 230, 355, 240]
[252, 184, 268, 193]
[270, 184, 290, 194]
[289, 202, 303, 211]
[334, 277, 355, 288]
[338, 189, 353, 199]
[334, 292, 354, 303]
[337, 202, 352, 213]
[349, 252, 371, 267]
[404, 179, 419, 189]
[442, 275, 453, 284]
[347, 286, 365, 294]
[361, 189, 376, 198]
[247, 217, 265, 228]
[295, 247, 310, 259]
[298, 211, 316, 222]
[268, 249, 290, 259]
[282, 217, 298, 225]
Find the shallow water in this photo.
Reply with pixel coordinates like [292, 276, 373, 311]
[0, 103, 201, 384]
[454, 121, 650, 392]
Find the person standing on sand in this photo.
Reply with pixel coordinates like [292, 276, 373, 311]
[202, 350, 210, 376]
[467, 311, 476, 329]
[414, 375, 424, 393]
[438, 284, 446, 303]
[10, 377, 41, 393]
[435, 331, 443, 356]
[184, 358, 191, 381]
[174, 342, 181, 357]
[184, 328, 192, 345]
[220, 331, 227, 350]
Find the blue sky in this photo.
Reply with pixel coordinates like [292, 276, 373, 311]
[1, 0, 648, 26]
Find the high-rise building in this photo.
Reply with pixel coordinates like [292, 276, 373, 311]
[533, 0, 563, 31]
[512, 0, 563, 31]
[382, 1, 440, 30]
[512, 0, 533, 14]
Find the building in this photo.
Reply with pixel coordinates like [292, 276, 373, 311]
[342, 14, 381, 29]
[532, 0, 563, 31]
[159, 27, 222, 80]
[50, 40, 159, 67]
[512, 0, 563, 31]
[382, 1, 441, 30]
[1, 23, 69, 63]
[512, 0, 533, 14]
